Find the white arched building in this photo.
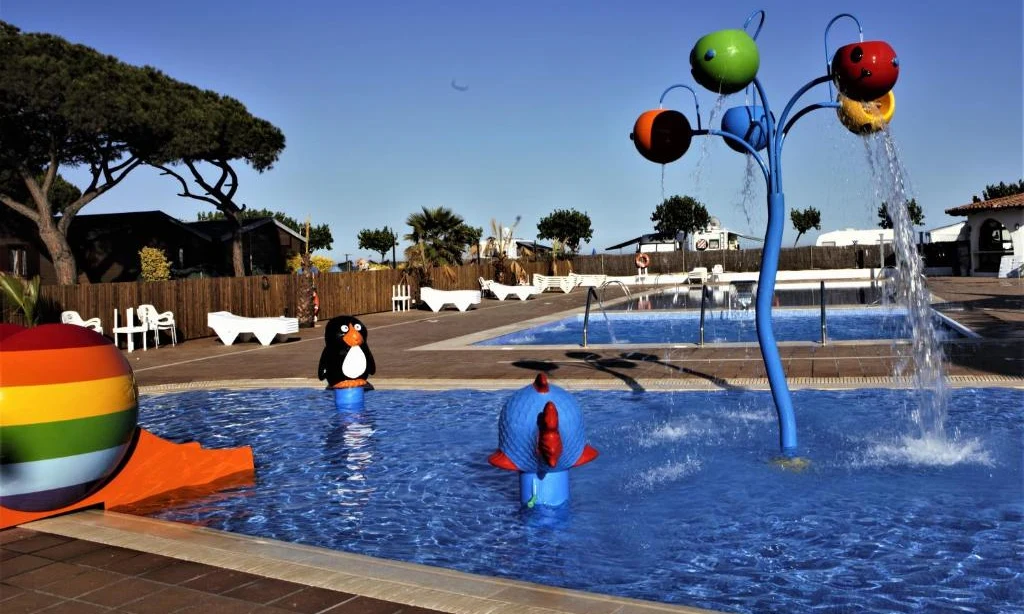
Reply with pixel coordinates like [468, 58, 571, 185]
[945, 193, 1024, 277]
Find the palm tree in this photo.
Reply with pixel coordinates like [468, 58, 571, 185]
[404, 206, 475, 267]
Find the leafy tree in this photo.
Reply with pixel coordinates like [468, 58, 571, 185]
[0, 23, 170, 284]
[0, 170, 82, 214]
[972, 179, 1024, 202]
[198, 208, 332, 252]
[650, 195, 711, 249]
[357, 226, 398, 265]
[537, 208, 593, 254]
[790, 206, 822, 246]
[151, 87, 285, 277]
[877, 199, 924, 229]
[403, 206, 477, 267]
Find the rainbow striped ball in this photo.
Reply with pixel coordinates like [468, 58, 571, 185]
[0, 324, 138, 512]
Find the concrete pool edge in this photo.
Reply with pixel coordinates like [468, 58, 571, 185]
[138, 374, 1024, 395]
[25, 510, 723, 614]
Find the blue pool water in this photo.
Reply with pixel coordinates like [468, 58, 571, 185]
[474, 307, 962, 346]
[139, 387, 1022, 613]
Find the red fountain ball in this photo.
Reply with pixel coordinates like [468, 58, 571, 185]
[831, 41, 899, 102]
[630, 109, 693, 165]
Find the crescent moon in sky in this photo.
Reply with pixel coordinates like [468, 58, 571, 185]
[450, 79, 469, 92]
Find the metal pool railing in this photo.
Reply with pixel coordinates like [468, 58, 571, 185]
[585, 279, 833, 348]
[581, 281, 631, 347]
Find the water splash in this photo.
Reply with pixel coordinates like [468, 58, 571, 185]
[855, 435, 993, 468]
[630, 457, 704, 492]
[863, 128, 951, 442]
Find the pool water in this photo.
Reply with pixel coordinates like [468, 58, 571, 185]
[139, 388, 1022, 613]
[473, 307, 962, 346]
[610, 284, 886, 311]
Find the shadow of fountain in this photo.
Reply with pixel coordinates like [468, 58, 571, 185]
[551, 351, 644, 392]
[619, 351, 747, 391]
[510, 359, 560, 374]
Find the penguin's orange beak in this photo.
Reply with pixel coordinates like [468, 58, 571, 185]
[343, 327, 363, 347]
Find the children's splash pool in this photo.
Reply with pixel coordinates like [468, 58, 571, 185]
[139, 387, 1021, 614]
[472, 307, 964, 346]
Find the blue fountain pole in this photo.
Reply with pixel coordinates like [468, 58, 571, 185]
[690, 70, 839, 457]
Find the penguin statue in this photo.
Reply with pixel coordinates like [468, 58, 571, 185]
[318, 315, 375, 409]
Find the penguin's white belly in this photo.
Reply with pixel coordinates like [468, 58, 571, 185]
[342, 346, 367, 379]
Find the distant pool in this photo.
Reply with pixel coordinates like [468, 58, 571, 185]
[140, 387, 1022, 614]
[473, 307, 963, 346]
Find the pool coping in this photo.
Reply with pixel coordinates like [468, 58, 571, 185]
[25, 510, 723, 614]
[138, 374, 1024, 396]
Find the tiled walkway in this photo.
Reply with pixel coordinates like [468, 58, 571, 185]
[1, 526, 442, 613]
[2, 276, 1021, 613]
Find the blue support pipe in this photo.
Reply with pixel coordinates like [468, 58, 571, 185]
[757, 192, 798, 455]
[642, 10, 873, 458]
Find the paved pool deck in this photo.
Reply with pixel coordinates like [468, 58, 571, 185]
[3, 276, 1022, 614]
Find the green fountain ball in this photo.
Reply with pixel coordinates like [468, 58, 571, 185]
[690, 29, 760, 95]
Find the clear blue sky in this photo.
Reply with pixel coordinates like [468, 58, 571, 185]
[3, 0, 1021, 263]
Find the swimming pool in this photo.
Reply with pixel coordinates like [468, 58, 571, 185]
[610, 284, 887, 311]
[139, 387, 1022, 613]
[473, 307, 963, 346]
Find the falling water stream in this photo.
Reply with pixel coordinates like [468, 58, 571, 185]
[690, 95, 727, 189]
[860, 128, 987, 464]
[734, 153, 761, 232]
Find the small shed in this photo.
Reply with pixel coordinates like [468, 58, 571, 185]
[945, 193, 1024, 276]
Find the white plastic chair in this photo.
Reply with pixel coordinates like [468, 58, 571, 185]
[688, 267, 709, 284]
[61, 311, 103, 335]
[112, 307, 150, 352]
[392, 284, 411, 312]
[137, 304, 177, 347]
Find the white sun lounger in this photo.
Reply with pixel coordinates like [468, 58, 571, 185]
[420, 287, 481, 312]
[532, 274, 579, 293]
[568, 272, 608, 287]
[479, 277, 542, 301]
[207, 311, 299, 346]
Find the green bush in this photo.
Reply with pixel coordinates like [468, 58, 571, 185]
[286, 253, 334, 273]
[139, 247, 171, 281]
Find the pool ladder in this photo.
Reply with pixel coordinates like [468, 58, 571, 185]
[697, 280, 829, 347]
[584, 280, 829, 348]
[581, 281, 631, 347]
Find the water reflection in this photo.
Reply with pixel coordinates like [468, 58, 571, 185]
[324, 407, 377, 519]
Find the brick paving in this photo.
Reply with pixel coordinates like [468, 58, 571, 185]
[3, 276, 1022, 613]
[0, 527, 440, 613]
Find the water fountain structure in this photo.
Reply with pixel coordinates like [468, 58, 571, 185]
[630, 11, 899, 460]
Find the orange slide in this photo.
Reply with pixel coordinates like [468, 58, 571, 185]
[0, 428, 254, 529]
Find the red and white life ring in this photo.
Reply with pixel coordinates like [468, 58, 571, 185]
[635, 252, 651, 268]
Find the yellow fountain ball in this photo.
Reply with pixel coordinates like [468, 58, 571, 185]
[837, 90, 895, 135]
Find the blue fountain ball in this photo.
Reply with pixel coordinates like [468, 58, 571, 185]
[720, 105, 770, 153]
